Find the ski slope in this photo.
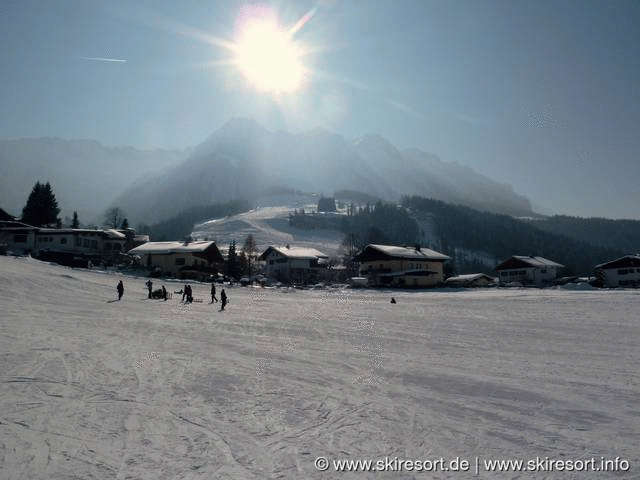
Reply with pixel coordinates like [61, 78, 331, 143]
[0, 255, 638, 479]
[192, 205, 345, 256]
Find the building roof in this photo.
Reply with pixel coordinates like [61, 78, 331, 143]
[356, 244, 450, 262]
[260, 245, 329, 260]
[446, 273, 497, 282]
[594, 255, 640, 270]
[37, 228, 126, 239]
[129, 240, 218, 255]
[0, 220, 38, 231]
[495, 255, 564, 271]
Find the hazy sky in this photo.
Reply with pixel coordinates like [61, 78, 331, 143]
[1, 0, 639, 219]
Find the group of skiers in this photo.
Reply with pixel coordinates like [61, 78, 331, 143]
[116, 280, 227, 311]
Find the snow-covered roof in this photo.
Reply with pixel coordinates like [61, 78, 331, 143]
[261, 245, 328, 260]
[495, 255, 564, 270]
[446, 273, 497, 282]
[104, 229, 126, 239]
[36, 228, 126, 238]
[357, 244, 450, 261]
[129, 241, 217, 255]
[594, 255, 640, 270]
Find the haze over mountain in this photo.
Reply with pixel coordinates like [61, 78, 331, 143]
[0, 138, 187, 223]
[115, 118, 533, 224]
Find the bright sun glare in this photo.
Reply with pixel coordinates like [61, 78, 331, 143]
[231, 13, 308, 94]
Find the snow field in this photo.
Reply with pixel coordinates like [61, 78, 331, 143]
[0, 255, 638, 479]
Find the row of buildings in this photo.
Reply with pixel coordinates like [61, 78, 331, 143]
[1, 218, 639, 288]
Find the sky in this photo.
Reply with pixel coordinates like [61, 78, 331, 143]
[1, 0, 639, 219]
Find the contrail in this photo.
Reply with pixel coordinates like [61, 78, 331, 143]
[80, 57, 127, 63]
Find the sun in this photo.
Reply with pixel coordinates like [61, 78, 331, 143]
[231, 11, 309, 94]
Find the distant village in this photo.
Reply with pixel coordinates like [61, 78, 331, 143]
[1, 196, 639, 290]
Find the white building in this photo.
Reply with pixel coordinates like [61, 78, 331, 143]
[0, 221, 38, 254]
[355, 244, 450, 288]
[128, 240, 223, 277]
[445, 273, 497, 288]
[259, 245, 328, 284]
[594, 255, 640, 288]
[36, 228, 127, 257]
[495, 255, 564, 286]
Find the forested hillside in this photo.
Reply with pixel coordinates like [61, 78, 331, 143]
[402, 196, 624, 275]
[143, 200, 250, 242]
[525, 215, 640, 253]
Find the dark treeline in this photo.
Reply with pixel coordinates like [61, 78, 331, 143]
[339, 201, 421, 249]
[402, 196, 625, 275]
[525, 215, 640, 253]
[143, 200, 250, 241]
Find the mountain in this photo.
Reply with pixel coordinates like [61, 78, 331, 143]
[0, 138, 188, 223]
[115, 118, 533, 223]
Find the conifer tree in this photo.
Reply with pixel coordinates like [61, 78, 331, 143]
[21, 181, 60, 227]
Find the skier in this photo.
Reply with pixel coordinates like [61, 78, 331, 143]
[220, 289, 227, 311]
[145, 279, 153, 299]
[210, 283, 218, 303]
[117, 280, 124, 301]
[162, 285, 168, 301]
[181, 284, 188, 302]
[186, 285, 193, 304]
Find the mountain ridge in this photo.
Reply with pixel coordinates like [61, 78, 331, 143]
[114, 118, 534, 223]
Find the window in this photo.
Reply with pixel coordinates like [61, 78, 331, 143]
[60, 237, 67, 244]
[175, 258, 185, 266]
[105, 243, 112, 251]
[618, 269, 628, 275]
[83, 239, 90, 247]
[90, 240, 98, 249]
[75, 236, 81, 247]
[14, 234, 27, 243]
[540, 268, 547, 274]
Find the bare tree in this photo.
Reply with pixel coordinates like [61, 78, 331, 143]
[242, 234, 259, 276]
[103, 207, 126, 229]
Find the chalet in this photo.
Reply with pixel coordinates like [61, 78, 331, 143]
[445, 273, 497, 288]
[0, 220, 39, 254]
[259, 245, 328, 284]
[35, 228, 127, 266]
[594, 255, 640, 288]
[355, 244, 450, 288]
[128, 240, 223, 277]
[495, 255, 564, 286]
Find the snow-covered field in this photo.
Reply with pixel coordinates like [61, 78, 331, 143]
[1, 255, 638, 479]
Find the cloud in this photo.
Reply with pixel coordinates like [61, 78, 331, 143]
[80, 57, 127, 63]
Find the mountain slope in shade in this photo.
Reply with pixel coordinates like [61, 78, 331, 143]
[116, 118, 533, 223]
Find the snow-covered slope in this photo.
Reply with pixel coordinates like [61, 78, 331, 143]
[1, 256, 638, 479]
[192, 203, 345, 256]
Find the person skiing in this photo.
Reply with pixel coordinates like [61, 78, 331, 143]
[145, 279, 153, 299]
[117, 280, 124, 301]
[162, 285, 168, 301]
[210, 283, 218, 303]
[220, 289, 227, 311]
[186, 285, 193, 304]
[181, 284, 188, 302]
